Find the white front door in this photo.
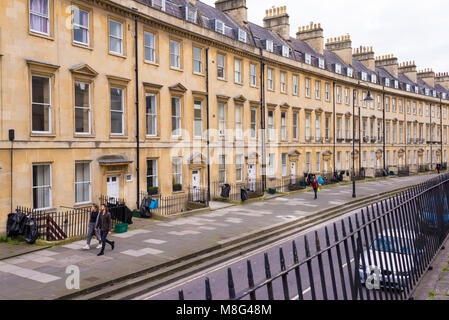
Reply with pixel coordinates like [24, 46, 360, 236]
[107, 175, 119, 202]
[290, 162, 296, 184]
[248, 164, 256, 192]
[192, 170, 200, 201]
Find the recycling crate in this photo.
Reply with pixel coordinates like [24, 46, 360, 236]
[114, 223, 128, 234]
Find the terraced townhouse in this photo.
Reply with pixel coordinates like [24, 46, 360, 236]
[1, 0, 449, 233]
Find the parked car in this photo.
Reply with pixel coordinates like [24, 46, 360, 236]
[420, 192, 449, 231]
[359, 229, 425, 291]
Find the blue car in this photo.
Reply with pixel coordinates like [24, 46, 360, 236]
[420, 193, 449, 230]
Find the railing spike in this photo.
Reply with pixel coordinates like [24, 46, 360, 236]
[227, 268, 236, 300]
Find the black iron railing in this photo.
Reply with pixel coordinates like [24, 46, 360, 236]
[16, 206, 91, 241]
[179, 174, 449, 300]
[212, 181, 264, 201]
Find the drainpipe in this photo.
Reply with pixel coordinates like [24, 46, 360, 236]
[259, 48, 266, 191]
[9, 129, 14, 213]
[382, 81, 386, 171]
[430, 103, 433, 169]
[205, 48, 211, 202]
[440, 96, 443, 167]
[134, 17, 140, 209]
[332, 81, 336, 174]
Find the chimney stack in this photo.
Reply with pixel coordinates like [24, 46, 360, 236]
[263, 6, 290, 40]
[436, 72, 449, 90]
[325, 35, 352, 65]
[215, 0, 248, 25]
[375, 54, 399, 78]
[417, 69, 435, 87]
[353, 46, 375, 71]
[398, 61, 417, 83]
[189, 0, 197, 6]
[296, 23, 324, 55]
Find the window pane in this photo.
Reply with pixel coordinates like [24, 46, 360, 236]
[75, 108, 90, 133]
[32, 104, 50, 132]
[110, 38, 122, 53]
[110, 88, 123, 111]
[111, 112, 123, 134]
[109, 20, 122, 38]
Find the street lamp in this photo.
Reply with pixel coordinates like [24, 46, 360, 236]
[352, 89, 373, 198]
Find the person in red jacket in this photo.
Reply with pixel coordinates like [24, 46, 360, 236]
[312, 178, 319, 200]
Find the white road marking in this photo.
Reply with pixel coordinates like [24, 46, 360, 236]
[143, 239, 167, 245]
[121, 248, 164, 257]
[0, 263, 60, 283]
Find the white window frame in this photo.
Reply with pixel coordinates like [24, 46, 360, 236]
[193, 100, 202, 138]
[268, 68, 274, 90]
[144, 31, 156, 63]
[315, 80, 321, 99]
[319, 58, 325, 69]
[282, 46, 290, 58]
[292, 75, 298, 95]
[235, 105, 243, 140]
[281, 112, 287, 140]
[218, 103, 226, 138]
[234, 59, 242, 84]
[335, 64, 342, 74]
[265, 40, 274, 52]
[74, 81, 91, 135]
[110, 87, 124, 136]
[268, 110, 274, 141]
[75, 161, 91, 205]
[250, 108, 257, 139]
[238, 29, 247, 43]
[31, 75, 52, 134]
[250, 63, 257, 87]
[193, 46, 203, 74]
[217, 53, 226, 80]
[172, 157, 183, 187]
[72, 6, 90, 46]
[29, 0, 50, 36]
[215, 20, 225, 34]
[185, 5, 197, 23]
[146, 93, 157, 137]
[305, 54, 311, 65]
[170, 40, 181, 69]
[280, 72, 287, 93]
[147, 158, 158, 188]
[171, 97, 182, 137]
[235, 155, 243, 182]
[293, 112, 298, 140]
[282, 154, 287, 177]
[32, 163, 52, 210]
[305, 78, 311, 97]
[109, 19, 123, 55]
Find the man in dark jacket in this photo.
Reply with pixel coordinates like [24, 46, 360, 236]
[95, 204, 115, 256]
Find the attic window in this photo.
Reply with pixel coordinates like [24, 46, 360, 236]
[185, 5, 197, 23]
[319, 58, 325, 69]
[335, 64, 342, 74]
[305, 53, 311, 65]
[282, 46, 290, 58]
[238, 29, 247, 43]
[406, 84, 411, 92]
[414, 86, 419, 94]
[152, 0, 166, 11]
[347, 67, 353, 77]
[425, 88, 430, 96]
[443, 93, 447, 99]
[433, 90, 437, 98]
[265, 40, 273, 52]
[215, 20, 225, 34]
[384, 78, 390, 86]
[361, 72, 368, 81]
[371, 74, 377, 84]
[394, 80, 399, 89]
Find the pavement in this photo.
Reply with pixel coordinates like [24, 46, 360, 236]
[0, 173, 437, 300]
[414, 237, 449, 300]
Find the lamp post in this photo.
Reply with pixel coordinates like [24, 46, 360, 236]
[352, 88, 373, 198]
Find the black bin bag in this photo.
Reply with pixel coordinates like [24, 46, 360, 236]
[6, 212, 27, 237]
[241, 188, 249, 202]
[221, 184, 231, 198]
[24, 218, 40, 244]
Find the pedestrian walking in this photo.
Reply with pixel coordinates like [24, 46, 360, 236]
[312, 178, 319, 200]
[436, 163, 441, 174]
[96, 204, 115, 256]
[82, 204, 102, 250]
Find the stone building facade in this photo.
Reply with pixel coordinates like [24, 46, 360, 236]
[0, 0, 448, 233]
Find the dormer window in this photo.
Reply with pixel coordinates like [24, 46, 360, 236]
[347, 67, 353, 77]
[265, 40, 273, 52]
[185, 5, 197, 23]
[361, 72, 367, 81]
[414, 86, 419, 94]
[394, 80, 399, 89]
[385, 78, 390, 86]
[443, 93, 447, 99]
[152, 0, 166, 11]
[238, 29, 247, 43]
[433, 90, 437, 98]
[282, 46, 290, 58]
[425, 88, 430, 96]
[215, 20, 225, 34]
[305, 53, 311, 65]
[319, 58, 325, 69]
[335, 64, 342, 74]
[406, 84, 411, 92]
[371, 74, 377, 84]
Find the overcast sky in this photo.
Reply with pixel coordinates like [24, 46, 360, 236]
[202, 0, 449, 72]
